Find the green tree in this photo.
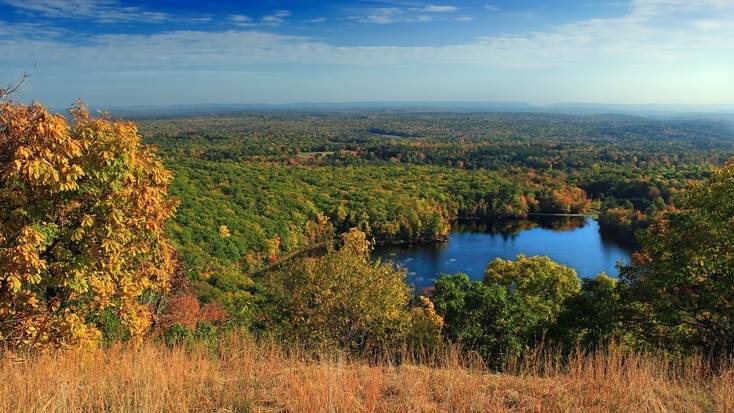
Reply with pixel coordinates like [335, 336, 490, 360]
[433, 256, 582, 366]
[621, 160, 734, 354]
[550, 274, 626, 350]
[432, 273, 537, 367]
[484, 254, 581, 325]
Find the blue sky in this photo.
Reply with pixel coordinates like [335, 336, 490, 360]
[1, 0, 733, 108]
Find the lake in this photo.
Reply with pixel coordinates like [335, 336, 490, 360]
[374, 217, 632, 290]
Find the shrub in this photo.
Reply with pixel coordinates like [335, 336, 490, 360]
[258, 228, 443, 353]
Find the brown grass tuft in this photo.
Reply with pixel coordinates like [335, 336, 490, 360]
[0, 335, 731, 412]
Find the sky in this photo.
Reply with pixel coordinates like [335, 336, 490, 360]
[1, 0, 733, 109]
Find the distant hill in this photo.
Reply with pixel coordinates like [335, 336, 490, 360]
[101, 101, 734, 120]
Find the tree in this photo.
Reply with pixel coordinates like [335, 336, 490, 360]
[259, 228, 442, 352]
[432, 273, 537, 367]
[484, 254, 580, 325]
[621, 160, 734, 355]
[551, 273, 627, 350]
[0, 102, 176, 349]
[432, 256, 580, 367]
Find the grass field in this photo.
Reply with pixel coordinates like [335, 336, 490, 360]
[1, 336, 732, 412]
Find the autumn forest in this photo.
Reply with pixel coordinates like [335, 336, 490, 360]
[3, 101, 734, 411]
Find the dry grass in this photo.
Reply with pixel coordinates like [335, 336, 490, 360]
[1, 336, 732, 413]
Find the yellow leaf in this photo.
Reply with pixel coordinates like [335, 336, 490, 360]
[81, 215, 94, 228]
[71, 227, 85, 241]
[7, 276, 21, 292]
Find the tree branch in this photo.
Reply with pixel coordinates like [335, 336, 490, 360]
[0, 72, 31, 99]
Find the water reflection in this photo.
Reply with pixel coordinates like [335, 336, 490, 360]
[374, 217, 633, 290]
[454, 215, 588, 236]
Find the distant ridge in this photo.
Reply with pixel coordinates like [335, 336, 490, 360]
[99, 101, 734, 120]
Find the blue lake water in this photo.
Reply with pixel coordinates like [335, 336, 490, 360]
[374, 217, 632, 290]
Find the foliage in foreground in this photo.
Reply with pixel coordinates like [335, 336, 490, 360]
[257, 228, 443, 352]
[0, 102, 176, 349]
[431, 256, 615, 366]
[622, 159, 734, 355]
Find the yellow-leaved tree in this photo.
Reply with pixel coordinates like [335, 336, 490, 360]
[260, 228, 443, 353]
[0, 101, 176, 349]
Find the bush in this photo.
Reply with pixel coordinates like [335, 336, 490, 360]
[433, 256, 581, 367]
[257, 228, 443, 353]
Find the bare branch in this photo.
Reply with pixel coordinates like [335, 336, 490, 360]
[0, 72, 31, 99]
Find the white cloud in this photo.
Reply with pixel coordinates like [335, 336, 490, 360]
[3, 8, 731, 69]
[227, 14, 254, 27]
[360, 6, 456, 24]
[0, 0, 184, 23]
[422, 5, 457, 13]
[360, 8, 403, 24]
[228, 15, 251, 23]
[692, 19, 731, 30]
[226, 10, 293, 27]
[484, 4, 501, 12]
[2, 0, 733, 105]
[262, 10, 290, 26]
[0, 20, 66, 39]
[631, 0, 734, 17]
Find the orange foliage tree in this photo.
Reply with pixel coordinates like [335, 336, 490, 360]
[0, 101, 177, 349]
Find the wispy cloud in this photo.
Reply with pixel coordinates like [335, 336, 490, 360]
[226, 10, 291, 27]
[3, 1, 732, 69]
[0, 0, 186, 23]
[0, 20, 66, 39]
[227, 14, 254, 27]
[421, 5, 457, 13]
[359, 8, 403, 24]
[262, 10, 290, 26]
[359, 6, 454, 24]
[692, 19, 731, 30]
[2, 0, 733, 105]
[484, 4, 501, 12]
[632, 0, 733, 17]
